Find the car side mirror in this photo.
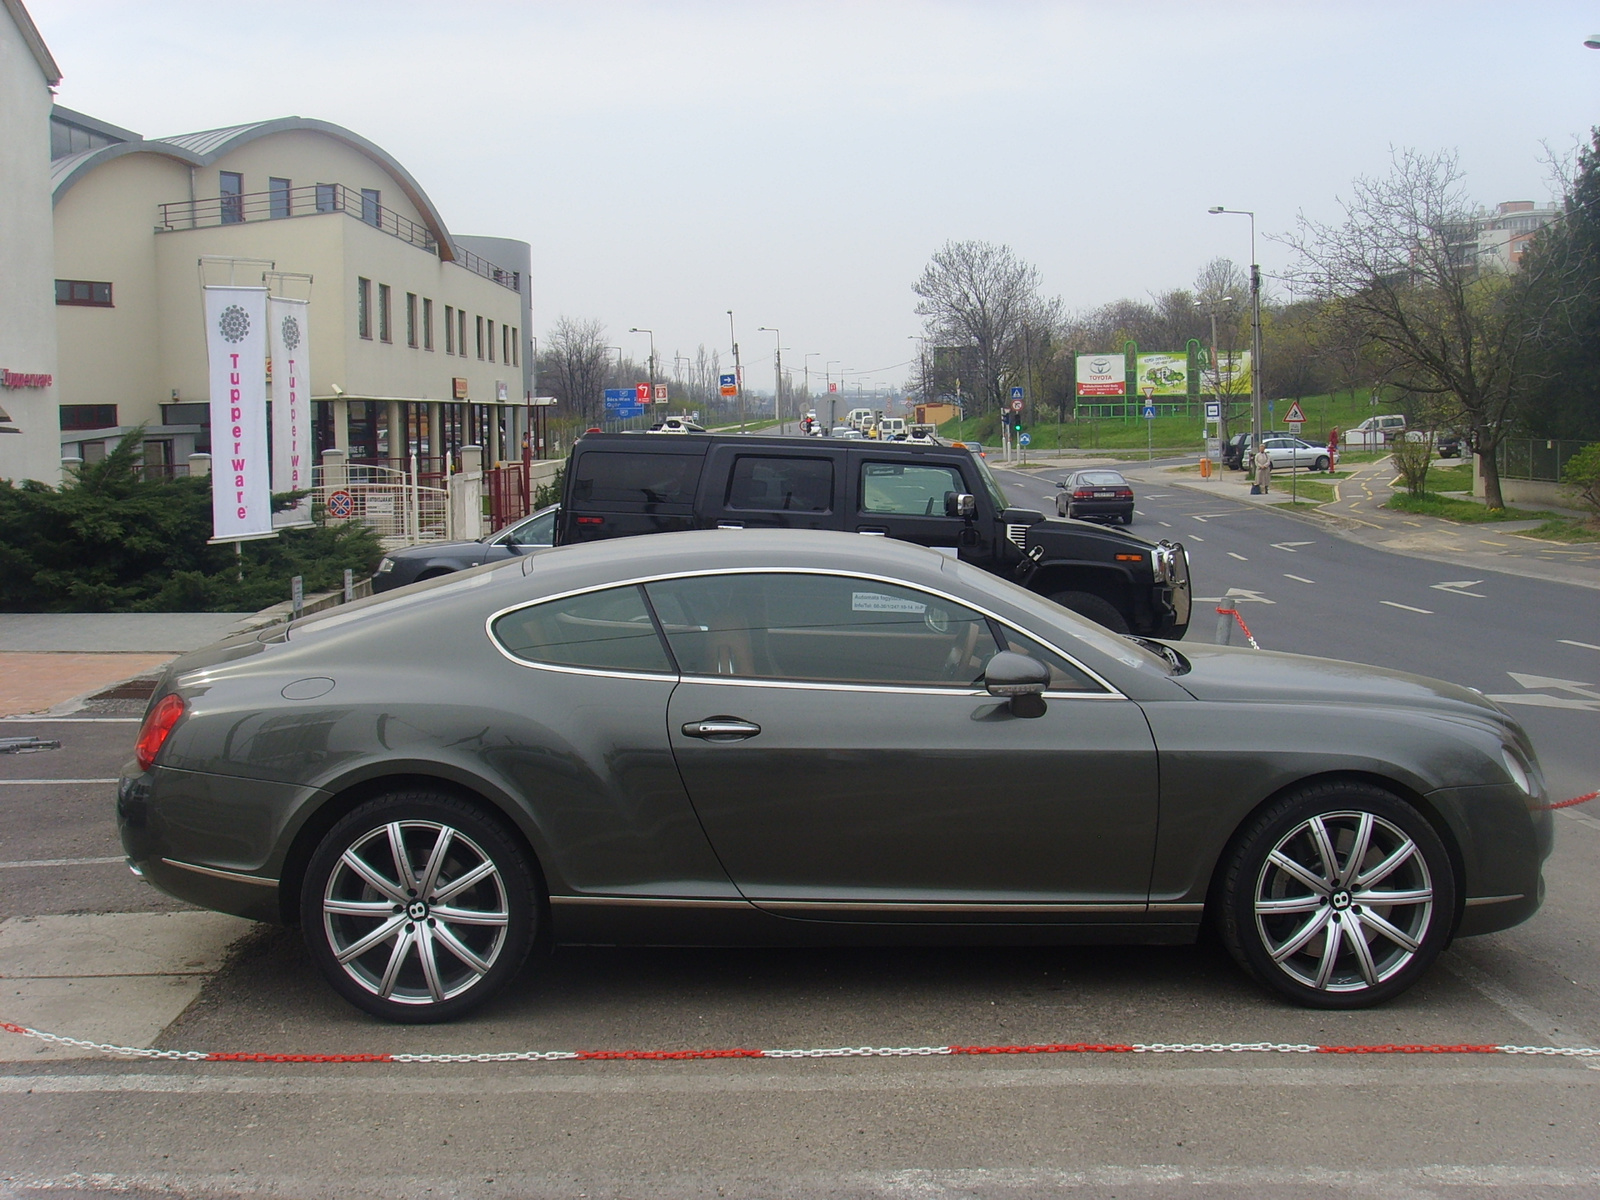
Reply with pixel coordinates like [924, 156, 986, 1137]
[1054, 480, 1067, 489]
[983, 651, 1049, 718]
[944, 492, 977, 519]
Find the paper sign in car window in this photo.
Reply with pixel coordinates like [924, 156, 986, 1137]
[852, 592, 927, 613]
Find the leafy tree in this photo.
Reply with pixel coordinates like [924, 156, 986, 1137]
[1286, 148, 1590, 508]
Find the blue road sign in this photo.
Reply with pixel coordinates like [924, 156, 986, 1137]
[1019, 433, 1031, 447]
[1143, 405, 1157, 419]
[719, 374, 737, 388]
[604, 387, 645, 420]
[1010, 386, 1025, 401]
[1204, 401, 1221, 421]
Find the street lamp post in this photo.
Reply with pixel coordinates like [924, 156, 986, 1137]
[826, 359, 841, 430]
[727, 310, 743, 432]
[628, 328, 655, 411]
[1209, 207, 1263, 487]
[758, 327, 783, 426]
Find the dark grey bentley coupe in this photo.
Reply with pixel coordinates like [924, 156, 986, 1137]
[119, 531, 1552, 1022]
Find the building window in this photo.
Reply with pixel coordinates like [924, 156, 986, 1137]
[59, 404, 118, 431]
[55, 279, 113, 307]
[503, 324, 511, 365]
[315, 183, 338, 213]
[220, 171, 243, 224]
[476, 316, 485, 360]
[423, 298, 434, 351]
[487, 319, 496, 362]
[444, 305, 455, 354]
[459, 310, 467, 358]
[406, 294, 418, 347]
[511, 327, 519, 367]
[357, 277, 372, 339]
[269, 177, 291, 219]
[361, 188, 381, 228]
[378, 284, 392, 343]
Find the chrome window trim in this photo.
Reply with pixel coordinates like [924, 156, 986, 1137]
[486, 567, 1122, 697]
[550, 895, 752, 910]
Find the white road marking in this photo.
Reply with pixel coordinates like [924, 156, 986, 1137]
[1284, 574, 1315, 584]
[1560, 640, 1600, 652]
[1379, 601, 1432, 614]
[1505, 672, 1600, 701]
[1485, 693, 1600, 711]
[1563, 807, 1600, 833]
[1189, 534, 1204, 541]
[1223, 588, 1275, 605]
[1431, 579, 1487, 598]
[0, 856, 123, 870]
[0, 778, 117, 785]
[1159, 521, 1172, 527]
[1270, 541, 1314, 552]
[1227, 552, 1248, 561]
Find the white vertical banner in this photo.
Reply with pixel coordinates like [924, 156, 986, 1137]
[204, 286, 273, 542]
[268, 296, 312, 522]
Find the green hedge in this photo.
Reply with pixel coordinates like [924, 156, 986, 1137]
[0, 433, 382, 612]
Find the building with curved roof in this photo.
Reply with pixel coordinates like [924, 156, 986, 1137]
[49, 107, 533, 479]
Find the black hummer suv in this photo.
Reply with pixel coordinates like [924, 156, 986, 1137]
[555, 433, 1190, 637]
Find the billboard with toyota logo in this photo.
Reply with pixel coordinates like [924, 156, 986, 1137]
[1075, 354, 1125, 397]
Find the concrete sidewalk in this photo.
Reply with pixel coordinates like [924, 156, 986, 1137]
[1114, 457, 1600, 591]
[0, 613, 253, 719]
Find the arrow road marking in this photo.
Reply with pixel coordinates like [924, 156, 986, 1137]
[1224, 588, 1275, 605]
[1284, 574, 1316, 584]
[1271, 541, 1315, 552]
[1505, 673, 1600, 701]
[1560, 640, 1600, 651]
[1482, 693, 1600, 711]
[1431, 580, 1486, 598]
[1380, 601, 1433, 614]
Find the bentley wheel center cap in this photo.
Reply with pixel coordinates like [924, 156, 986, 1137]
[407, 900, 429, 920]
[1331, 890, 1353, 911]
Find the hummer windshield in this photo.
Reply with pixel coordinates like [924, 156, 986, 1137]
[969, 450, 1010, 511]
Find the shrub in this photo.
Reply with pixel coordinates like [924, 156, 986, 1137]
[0, 432, 382, 612]
[1390, 432, 1435, 497]
[1561, 442, 1600, 513]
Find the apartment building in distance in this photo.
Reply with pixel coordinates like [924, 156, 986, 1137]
[50, 109, 533, 478]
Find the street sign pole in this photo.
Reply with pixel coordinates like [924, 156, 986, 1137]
[1143, 387, 1156, 461]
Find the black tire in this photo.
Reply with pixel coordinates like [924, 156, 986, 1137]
[1047, 590, 1130, 634]
[1218, 782, 1455, 1009]
[1057, 499, 1069, 517]
[1314, 456, 1330, 472]
[1120, 512, 1134, 526]
[301, 790, 538, 1023]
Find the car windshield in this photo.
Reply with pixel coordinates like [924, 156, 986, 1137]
[969, 450, 1009, 510]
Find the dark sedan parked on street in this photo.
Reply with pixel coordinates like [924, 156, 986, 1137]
[370, 505, 556, 592]
[1056, 470, 1135, 524]
[121, 531, 1552, 1022]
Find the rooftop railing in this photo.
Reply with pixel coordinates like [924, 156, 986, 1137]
[156, 183, 521, 292]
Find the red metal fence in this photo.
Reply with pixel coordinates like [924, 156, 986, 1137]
[486, 463, 530, 531]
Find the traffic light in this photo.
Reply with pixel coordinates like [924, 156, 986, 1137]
[1011, 412, 1024, 434]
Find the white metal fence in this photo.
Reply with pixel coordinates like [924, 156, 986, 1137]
[312, 463, 451, 544]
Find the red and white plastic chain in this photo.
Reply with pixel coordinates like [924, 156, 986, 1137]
[1214, 603, 1260, 650]
[2, 1020, 1595, 1065]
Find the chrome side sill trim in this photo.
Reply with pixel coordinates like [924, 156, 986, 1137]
[549, 895, 752, 910]
[1147, 902, 1205, 914]
[755, 900, 1148, 915]
[1463, 894, 1525, 907]
[160, 858, 278, 887]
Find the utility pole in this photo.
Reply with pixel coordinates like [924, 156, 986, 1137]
[758, 327, 782, 427]
[1210, 207, 1262, 485]
[727, 310, 743, 432]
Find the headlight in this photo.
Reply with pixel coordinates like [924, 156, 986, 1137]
[376, 558, 394, 573]
[1501, 747, 1532, 795]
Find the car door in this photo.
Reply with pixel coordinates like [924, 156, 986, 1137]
[650, 570, 1159, 920]
[850, 454, 975, 556]
[703, 449, 843, 532]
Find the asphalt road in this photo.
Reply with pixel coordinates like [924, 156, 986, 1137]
[4, 473, 1600, 1200]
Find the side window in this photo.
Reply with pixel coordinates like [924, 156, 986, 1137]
[644, 573, 999, 687]
[492, 585, 671, 674]
[570, 452, 701, 507]
[860, 462, 965, 517]
[994, 628, 1106, 693]
[726, 456, 833, 513]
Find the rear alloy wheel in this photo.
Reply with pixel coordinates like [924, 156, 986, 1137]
[1314, 456, 1331, 471]
[1048, 590, 1130, 634]
[301, 792, 537, 1022]
[1219, 784, 1455, 1008]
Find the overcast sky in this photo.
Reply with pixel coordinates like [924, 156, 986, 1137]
[29, 0, 1600, 391]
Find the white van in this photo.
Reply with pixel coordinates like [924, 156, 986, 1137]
[844, 408, 875, 430]
[877, 417, 907, 440]
[1345, 414, 1407, 447]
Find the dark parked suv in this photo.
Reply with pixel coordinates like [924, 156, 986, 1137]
[555, 433, 1190, 637]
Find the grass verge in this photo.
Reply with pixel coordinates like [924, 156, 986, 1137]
[1522, 517, 1600, 544]
[1384, 492, 1552, 523]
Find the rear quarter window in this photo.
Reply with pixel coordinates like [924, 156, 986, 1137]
[570, 452, 701, 507]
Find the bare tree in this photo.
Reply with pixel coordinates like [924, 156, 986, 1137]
[914, 240, 1048, 416]
[539, 316, 610, 423]
[1285, 148, 1586, 507]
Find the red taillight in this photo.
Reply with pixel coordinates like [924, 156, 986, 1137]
[135, 694, 185, 771]
[575, 516, 603, 525]
[1074, 488, 1095, 499]
[1116, 488, 1133, 499]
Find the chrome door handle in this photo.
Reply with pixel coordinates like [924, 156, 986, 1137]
[681, 718, 762, 740]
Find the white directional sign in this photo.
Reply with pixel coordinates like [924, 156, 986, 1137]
[1270, 541, 1315, 552]
[1431, 579, 1486, 598]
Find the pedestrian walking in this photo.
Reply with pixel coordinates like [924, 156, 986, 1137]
[1254, 445, 1273, 495]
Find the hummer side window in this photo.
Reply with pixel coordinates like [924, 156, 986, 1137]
[860, 463, 965, 517]
[726, 456, 833, 513]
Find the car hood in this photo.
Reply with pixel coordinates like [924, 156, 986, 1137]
[1171, 642, 1502, 720]
[1031, 516, 1154, 549]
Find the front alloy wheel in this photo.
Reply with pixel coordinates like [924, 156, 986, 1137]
[1220, 785, 1455, 1008]
[302, 792, 536, 1022]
